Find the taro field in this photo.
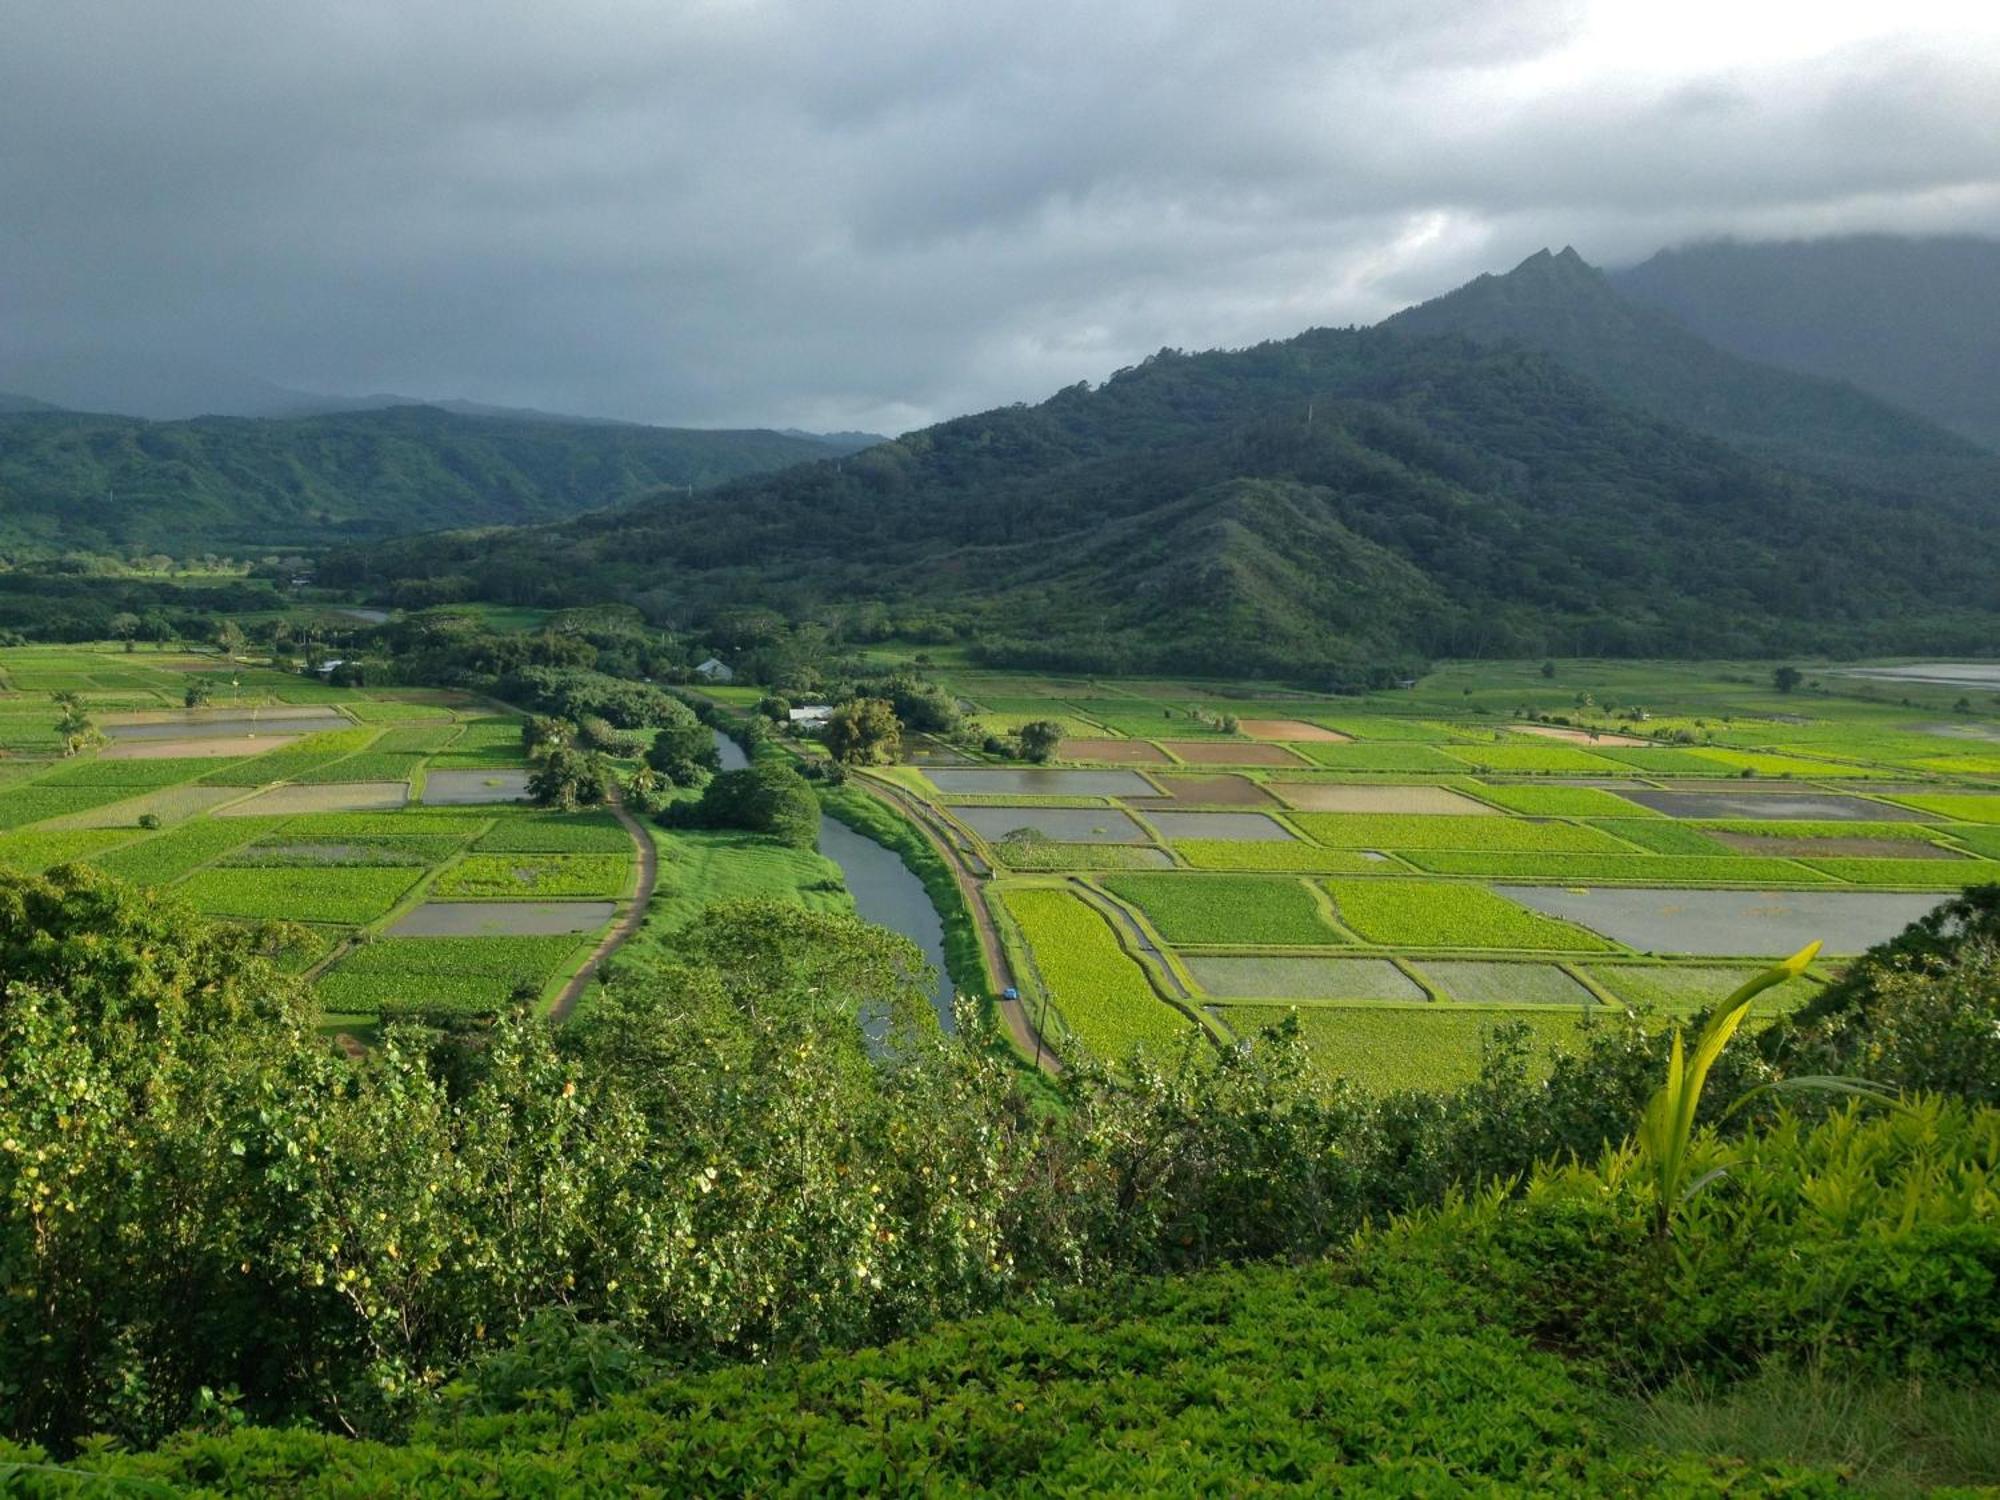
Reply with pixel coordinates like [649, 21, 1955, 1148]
[0, 644, 644, 1034]
[868, 656, 2000, 1086]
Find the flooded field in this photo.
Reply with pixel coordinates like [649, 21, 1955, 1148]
[103, 713, 343, 741]
[1144, 810, 1297, 841]
[1612, 790, 1922, 821]
[390, 901, 616, 936]
[103, 734, 305, 759]
[1188, 954, 1422, 1000]
[1127, 775, 1276, 806]
[423, 770, 532, 804]
[1414, 960, 1596, 1006]
[1497, 886, 1942, 956]
[949, 805, 1152, 843]
[217, 781, 409, 815]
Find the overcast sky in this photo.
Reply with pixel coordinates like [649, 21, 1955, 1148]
[5, 0, 1998, 432]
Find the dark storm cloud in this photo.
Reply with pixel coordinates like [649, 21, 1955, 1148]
[3, 0, 1995, 431]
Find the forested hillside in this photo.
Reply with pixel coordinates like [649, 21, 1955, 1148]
[330, 319, 2000, 674]
[1383, 246, 2000, 503]
[1614, 235, 2000, 452]
[0, 404, 850, 552]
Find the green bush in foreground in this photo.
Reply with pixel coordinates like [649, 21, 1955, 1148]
[0, 1266, 1844, 1496]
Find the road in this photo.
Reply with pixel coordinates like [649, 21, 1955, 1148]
[549, 786, 658, 1022]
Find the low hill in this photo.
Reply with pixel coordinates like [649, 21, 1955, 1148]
[1381, 246, 2000, 502]
[331, 322, 2000, 673]
[1614, 235, 2000, 452]
[0, 404, 847, 552]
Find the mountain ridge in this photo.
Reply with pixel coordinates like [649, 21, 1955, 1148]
[328, 319, 2000, 671]
[0, 403, 851, 553]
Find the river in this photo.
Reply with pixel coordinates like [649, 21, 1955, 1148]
[711, 728, 957, 1030]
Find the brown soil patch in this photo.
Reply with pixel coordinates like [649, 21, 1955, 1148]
[1274, 784, 1498, 815]
[1237, 719, 1352, 742]
[1709, 832, 1964, 860]
[1162, 741, 1304, 767]
[1509, 723, 1650, 747]
[1125, 775, 1277, 807]
[1059, 737, 1172, 765]
[102, 734, 304, 760]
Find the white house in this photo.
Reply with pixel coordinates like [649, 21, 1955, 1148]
[694, 657, 735, 683]
[788, 704, 833, 730]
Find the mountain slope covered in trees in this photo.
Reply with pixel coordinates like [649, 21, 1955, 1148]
[0, 404, 856, 553]
[1614, 235, 2000, 452]
[1382, 246, 2000, 503]
[330, 316, 2000, 673]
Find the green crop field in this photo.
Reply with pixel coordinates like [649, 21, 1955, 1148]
[1102, 874, 1343, 946]
[1171, 840, 1388, 872]
[1401, 851, 1827, 884]
[1000, 886, 1194, 1059]
[1585, 819, 1732, 854]
[315, 935, 587, 1019]
[1468, 784, 1661, 818]
[179, 866, 425, 924]
[1325, 879, 1618, 950]
[1441, 743, 1626, 774]
[433, 853, 632, 899]
[1291, 813, 1634, 854]
[35, 757, 227, 788]
[1801, 857, 2000, 888]
[88, 817, 286, 882]
[1288, 743, 1468, 772]
[1882, 793, 2000, 823]
[473, 812, 633, 853]
[0, 827, 139, 872]
[991, 841, 1171, 870]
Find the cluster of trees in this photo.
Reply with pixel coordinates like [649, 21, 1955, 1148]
[3, 862, 1995, 1457]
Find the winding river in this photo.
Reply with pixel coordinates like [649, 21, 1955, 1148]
[711, 728, 957, 1029]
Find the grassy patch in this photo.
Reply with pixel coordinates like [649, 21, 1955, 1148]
[277, 810, 491, 839]
[646, 828, 850, 931]
[1102, 874, 1343, 946]
[1326, 879, 1617, 950]
[197, 728, 382, 785]
[293, 752, 427, 784]
[1001, 886, 1193, 1059]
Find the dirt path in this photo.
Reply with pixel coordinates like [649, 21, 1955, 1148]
[855, 774, 1063, 1075]
[549, 787, 658, 1022]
